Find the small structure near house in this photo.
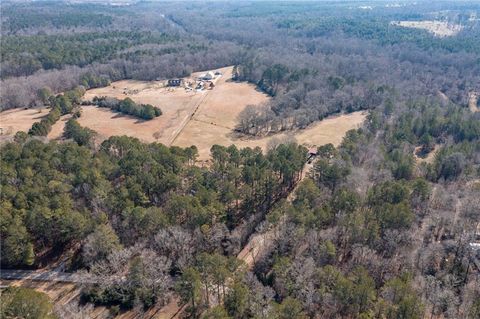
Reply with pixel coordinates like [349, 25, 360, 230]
[167, 79, 183, 87]
[307, 147, 317, 163]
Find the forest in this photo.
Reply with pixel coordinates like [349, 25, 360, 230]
[1, 1, 480, 319]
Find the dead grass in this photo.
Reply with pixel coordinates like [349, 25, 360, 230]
[191, 67, 269, 130]
[77, 66, 270, 148]
[1, 66, 365, 161]
[174, 111, 366, 160]
[0, 108, 45, 139]
[79, 68, 231, 145]
[47, 114, 72, 140]
[391, 20, 463, 37]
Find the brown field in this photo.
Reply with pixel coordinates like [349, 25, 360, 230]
[175, 111, 365, 160]
[0, 107, 46, 140]
[80, 67, 230, 145]
[80, 66, 364, 159]
[1, 66, 366, 160]
[391, 20, 463, 37]
[47, 114, 72, 140]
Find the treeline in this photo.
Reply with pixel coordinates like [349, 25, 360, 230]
[28, 86, 85, 136]
[91, 96, 162, 120]
[0, 41, 239, 110]
[64, 118, 96, 147]
[1, 31, 176, 78]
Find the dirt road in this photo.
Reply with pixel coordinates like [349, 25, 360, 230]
[0, 269, 94, 284]
[237, 159, 316, 269]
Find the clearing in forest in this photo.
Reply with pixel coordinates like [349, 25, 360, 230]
[469, 92, 479, 113]
[81, 65, 365, 159]
[79, 66, 271, 148]
[1, 66, 366, 159]
[80, 67, 223, 145]
[0, 108, 46, 141]
[414, 144, 440, 165]
[391, 20, 463, 37]
[174, 111, 365, 160]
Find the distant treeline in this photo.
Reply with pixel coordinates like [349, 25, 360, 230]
[92, 96, 162, 120]
[1, 31, 177, 78]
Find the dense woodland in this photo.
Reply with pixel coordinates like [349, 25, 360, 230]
[1, 1, 480, 319]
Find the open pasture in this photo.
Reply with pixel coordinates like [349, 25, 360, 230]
[0, 108, 45, 140]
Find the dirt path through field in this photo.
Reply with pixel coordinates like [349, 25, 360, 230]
[237, 159, 315, 269]
[174, 111, 365, 160]
[168, 83, 214, 146]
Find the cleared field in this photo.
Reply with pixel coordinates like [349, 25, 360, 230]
[391, 20, 463, 37]
[174, 111, 365, 160]
[192, 68, 269, 129]
[0, 107, 46, 139]
[79, 66, 269, 147]
[80, 68, 231, 145]
[1, 66, 365, 160]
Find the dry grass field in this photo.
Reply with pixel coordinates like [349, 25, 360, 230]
[80, 67, 231, 145]
[191, 68, 269, 129]
[47, 114, 72, 140]
[78, 66, 270, 148]
[1, 66, 365, 160]
[174, 111, 365, 160]
[0, 108, 46, 141]
[391, 20, 463, 37]
[80, 66, 364, 159]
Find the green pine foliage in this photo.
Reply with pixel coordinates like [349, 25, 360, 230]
[92, 97, 162, 120]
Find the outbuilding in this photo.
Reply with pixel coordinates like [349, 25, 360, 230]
[167, 79, 182, 87]
[307, 147, 317, 163]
